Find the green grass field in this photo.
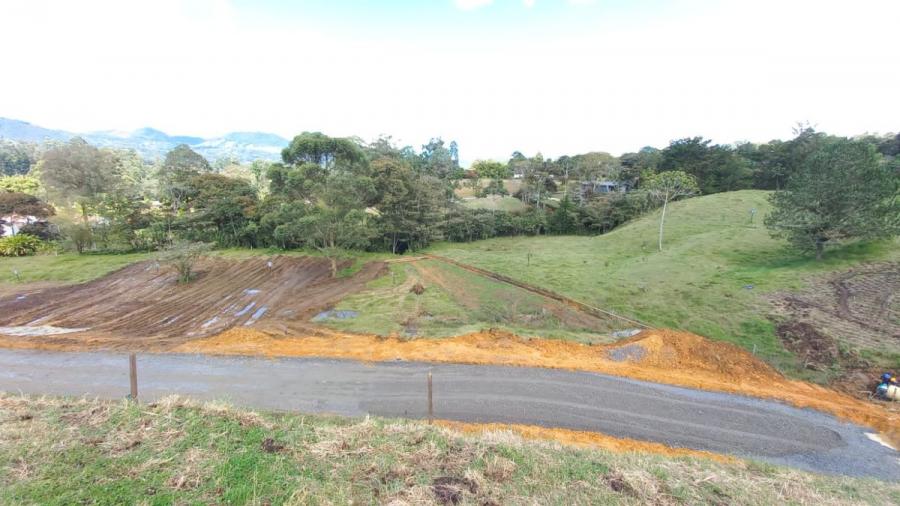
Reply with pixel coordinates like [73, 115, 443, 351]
[2, 394, 895, 505]
[0, 252, 153, 285]
[429, 190, 900, 379]
[461, 195, 528, 212]
[322, 259, 610, 341]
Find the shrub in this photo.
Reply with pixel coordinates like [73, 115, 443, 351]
[158, 241, 212, 283]
[0, 234, 43, 257]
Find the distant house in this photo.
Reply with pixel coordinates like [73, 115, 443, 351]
[577, 180, 627, 202]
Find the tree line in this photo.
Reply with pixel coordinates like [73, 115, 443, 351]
[0, 125, 897, 260]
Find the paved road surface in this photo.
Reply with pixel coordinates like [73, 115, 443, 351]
[0, 349, 897, 480]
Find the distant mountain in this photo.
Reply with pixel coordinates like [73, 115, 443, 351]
[0, 118, 72, 143]
[0, 117, 289, 163]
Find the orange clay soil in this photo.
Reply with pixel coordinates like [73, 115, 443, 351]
[174, 327, 900, 449]
[437, 421, 737, 463]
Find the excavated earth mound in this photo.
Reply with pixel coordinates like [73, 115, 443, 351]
[0, 256, 386, 350]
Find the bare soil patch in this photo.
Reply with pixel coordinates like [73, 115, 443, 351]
[770, 262, 900, 398]
[0, 256, 385, 351]
[771, 262, 900, 352]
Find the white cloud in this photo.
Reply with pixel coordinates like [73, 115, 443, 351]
[522, 0, 537, 8]
[0, 0, 897, 164]
[454, 0, 493, 10]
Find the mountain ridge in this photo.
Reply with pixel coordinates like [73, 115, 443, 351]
[0, 117, 288, 163]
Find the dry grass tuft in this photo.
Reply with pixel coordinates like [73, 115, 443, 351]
[483, 455, 516, 482]
[167, 448, 213, 491]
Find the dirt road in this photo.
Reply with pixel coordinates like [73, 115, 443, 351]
[1, 348, 896, 480]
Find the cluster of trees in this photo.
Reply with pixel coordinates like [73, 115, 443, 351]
[0, 125, 896, 260]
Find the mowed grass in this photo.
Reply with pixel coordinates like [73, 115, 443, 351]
[429, 190, 900, 379]
[2, 394, 896, 506]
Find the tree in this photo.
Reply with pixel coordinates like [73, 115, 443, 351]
[659, 137, 751, 194]
[549, 195, 579, 234]
[38, 138, 122, 225]
[0, 140, 36, 176]
[281, 132, 365, 169]
[248, 160, 270, 193]
[0, 192, 55, 219]
[117, 149, 156, 197]
[159, 144, 211, 212]
[420, 138, 457, 179]
[181, 174, 259, 247]
[644, 171, 699, 251]
[471, 160, 509, 181]
[93, 194, 150, 251]
[765, 138, 899, 260]
[370, 156, 445, 253]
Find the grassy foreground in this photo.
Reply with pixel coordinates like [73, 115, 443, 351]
[2, 394, 896, 505]
[429, 190, 900, 379]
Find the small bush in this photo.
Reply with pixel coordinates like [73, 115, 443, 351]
[0, 234, 43, 257]
[158, 241, 212, 283]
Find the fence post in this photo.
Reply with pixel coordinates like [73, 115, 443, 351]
[129, 353, 138, 401]
[427, 371, 433, 425]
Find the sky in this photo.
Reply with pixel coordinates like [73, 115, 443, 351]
[0, 0, 898, 164]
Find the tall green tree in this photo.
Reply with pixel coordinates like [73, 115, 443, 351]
[660, 137, 751, 194]
[39, 138, 122, 224]
[282, 132, 365, 169]
[549, 195, 579, 234]
[0, 192, 55, 219]
[420, 138, 459, 179]
[471, 160, 509, 181]
[182, 173, 259, 247]
[765, 137, 899, 260]
[0, 140, 36, 176]
[644, 170, 699, 251]
[159, 144, 211, 212]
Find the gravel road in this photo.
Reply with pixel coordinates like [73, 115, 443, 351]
[1, 349, 896, 480]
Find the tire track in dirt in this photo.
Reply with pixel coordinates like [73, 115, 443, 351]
[0, 256, 387, 350]
[412, 259, 621, 333]
[423, 254, 651, 329]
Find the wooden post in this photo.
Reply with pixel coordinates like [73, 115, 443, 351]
[129, 353, 138, 401]
[427, 371, 433, 425]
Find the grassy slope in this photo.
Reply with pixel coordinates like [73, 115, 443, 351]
[324, 260, 604, 341]
[2, 394, 896, 506]
[429, 190, 900, 379]
[0, 252, 153, 284]
[462, 195, 528, 212]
